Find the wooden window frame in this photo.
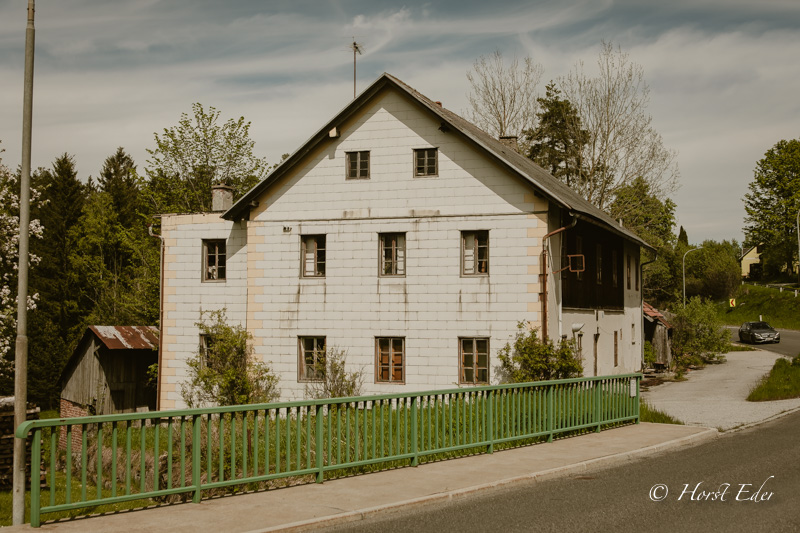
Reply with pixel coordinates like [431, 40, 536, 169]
[379, 232, 406, 277]
[626, 254, 631, 290]
[614, 330, 619, 367]
[199, 334, 214, 369]
[375, 337, 405, 383]
[413, 148, 438, 177]
[298, 336, 326, 382]
[203, 239, 227, 281]
[635, 255, 640, 291]
[459, 337, 490, 385]
[596, 244, 603, 285]
[301, 235, 326, 278]
[612, 250, 618, 288]
[345, 151, 370, 180]
[461, 230, 489, 276]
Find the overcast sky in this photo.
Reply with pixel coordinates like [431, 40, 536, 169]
[1, 0, 798, 243]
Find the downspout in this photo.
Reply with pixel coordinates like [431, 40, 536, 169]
[640, 251, 658, 372]
[149, 223, 165, 411]
[541, 214, 578, 342]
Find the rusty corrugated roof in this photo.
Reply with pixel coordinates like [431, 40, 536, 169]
[643, 302, 672, 329]
[88, 326, 159, 350]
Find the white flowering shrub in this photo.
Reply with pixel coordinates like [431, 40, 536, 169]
[0, 149, 44, 360]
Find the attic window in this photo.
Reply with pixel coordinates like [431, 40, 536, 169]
[414, 148, 437, 177]
[203, 240, 226, 281]
[346, 151, 370, 179]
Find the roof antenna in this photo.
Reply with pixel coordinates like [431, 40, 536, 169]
[349, 38, 364, 99]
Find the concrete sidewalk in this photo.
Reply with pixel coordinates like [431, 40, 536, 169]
[5, 423, 716, 533]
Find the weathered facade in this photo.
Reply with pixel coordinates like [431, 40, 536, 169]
[643, 302, 672, 369]
[158, 74, 650, 408]
[60, 326, 158, 417]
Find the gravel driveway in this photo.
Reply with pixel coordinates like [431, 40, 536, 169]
[641, 349, 800, 431]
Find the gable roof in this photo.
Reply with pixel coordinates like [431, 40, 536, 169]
[224, 73, 650, 249]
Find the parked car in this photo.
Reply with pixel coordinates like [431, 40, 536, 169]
[738, 322, 780, 344]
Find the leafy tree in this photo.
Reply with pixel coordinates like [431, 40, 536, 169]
[466, 51, 543, 153]
[526, 81, 589, 188]
[304, 347, 364, 399]
[684, 240, 741, 301]
[181, 310, 279, 407]
[743, 138, 800, 280]
[671, 296, 729, 368]
[497, 322, 582, 383]
[144, 103, 268, 214]
[558, 42, 679, 212]
[677, 226, 689, 247]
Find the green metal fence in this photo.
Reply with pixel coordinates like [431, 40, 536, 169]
[16, 374, 640, 527]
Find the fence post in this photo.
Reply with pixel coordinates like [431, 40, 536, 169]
[30, 427, 41, 528]
[546, 386, 553, 443]
[410, 396, 419, 466]
[635, 377, 641, 424]
[595, 379, 602, 432]
[192, 415, 201, 503]
[486, 390, 494, 454]
[315, 404, 324, 483]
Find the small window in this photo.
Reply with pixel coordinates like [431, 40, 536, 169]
[460, 338, 489, 384]
[596, 244, 603, 285]
[301, 235, 326, 277]
[635, 255, 640, 291]
[346, 151, 370, 179]
[380, 233, 406, 276]
[414, 148, 437, 177]
[614, 330, 619, 367]
[203, 240, 226, 281]
[612, 250, 618, 288]
[376, 337, 404, 383]
[462, 230, 489, 275]
[299, 337, 326, 381]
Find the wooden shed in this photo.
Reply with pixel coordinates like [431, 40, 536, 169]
[60, 326, 158, 418]
[643, 302, 672, 369]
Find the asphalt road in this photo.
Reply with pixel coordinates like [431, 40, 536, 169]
[321, 410, 800, 533]
[727, 326, 800, 357]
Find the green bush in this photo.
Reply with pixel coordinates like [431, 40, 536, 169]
[643, 341, 657, 368]
[498, 322, 583, 382]
[304, 347, 364, 399]
[181, 309, 280, 407]
[671, 297, 729, 367]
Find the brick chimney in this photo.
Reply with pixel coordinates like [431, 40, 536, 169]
[211, 184, 235, 212]
[499, 135, 519, 151]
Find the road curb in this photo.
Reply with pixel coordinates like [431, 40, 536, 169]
[247, 426, 719, 533]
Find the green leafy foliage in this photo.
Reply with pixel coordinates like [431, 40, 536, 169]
[497, 322, 583, 382]
[304, 347, 364, 399]
[143, 103, 267, 214]
[716, 283, 800, 330]
[743, 138, 800, 280]
[643, 341, 656, 368]
[671, 297, 729, 367]
[181, 309, 280, 407]
[683, 240, 741, 301]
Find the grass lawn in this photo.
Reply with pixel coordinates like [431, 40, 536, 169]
[639, 401, 682, 424]
[717, 284, 800, 330]
[747, 356, 800, 402]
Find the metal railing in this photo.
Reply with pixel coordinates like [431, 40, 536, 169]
[16, 374, 640, 526]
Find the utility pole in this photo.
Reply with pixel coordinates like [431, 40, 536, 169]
[13, 0, 35, 525]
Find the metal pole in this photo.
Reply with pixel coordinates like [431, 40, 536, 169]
[682, 247, 700, 308]
[13, 0, 35, 525]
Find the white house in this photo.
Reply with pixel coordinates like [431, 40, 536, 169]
[156, 73, 650, 409]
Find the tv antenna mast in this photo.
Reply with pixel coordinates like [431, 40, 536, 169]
[349, 38, 364, 99]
